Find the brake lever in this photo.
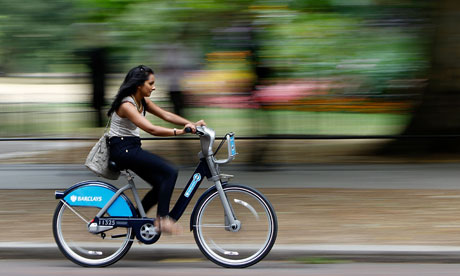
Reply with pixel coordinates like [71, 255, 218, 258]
[195, 126, 206, 135]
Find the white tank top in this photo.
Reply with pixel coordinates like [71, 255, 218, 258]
[108, 96, 144, 138]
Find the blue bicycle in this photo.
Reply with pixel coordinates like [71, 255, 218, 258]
[52, 126, 278, 268]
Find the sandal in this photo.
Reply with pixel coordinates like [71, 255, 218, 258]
[155, 216, 183, 235]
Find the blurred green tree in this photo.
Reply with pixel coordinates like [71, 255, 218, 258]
[0, 0, 77, 72]
[382, 0, 460, 154]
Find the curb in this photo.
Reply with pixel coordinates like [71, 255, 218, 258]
[3, 244, 460, 263]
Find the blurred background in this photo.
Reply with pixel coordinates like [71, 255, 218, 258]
[5, 1, 460, 264]
[0, 0, 459, 165]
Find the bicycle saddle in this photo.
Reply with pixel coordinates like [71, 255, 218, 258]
[108, 160, 121, 172]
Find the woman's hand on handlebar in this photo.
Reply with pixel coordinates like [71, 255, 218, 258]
[183, 123, 196, 134]
[180, 120, 206, 135]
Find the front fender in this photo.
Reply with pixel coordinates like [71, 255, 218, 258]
[55, 180, 136, 217]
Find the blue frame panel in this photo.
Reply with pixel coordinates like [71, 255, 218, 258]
[60, 181, 135, 217]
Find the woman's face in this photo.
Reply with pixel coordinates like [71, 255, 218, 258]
[138, 74, 156, 97]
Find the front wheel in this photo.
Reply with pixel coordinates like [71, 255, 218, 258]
[192, 184, 277, 268]
[52, 201, 134, 267]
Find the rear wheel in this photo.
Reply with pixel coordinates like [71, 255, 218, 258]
[52, 201, 134, 267]
[192, 184, 277, 268]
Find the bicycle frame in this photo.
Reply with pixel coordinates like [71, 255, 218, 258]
[56, 126, 240, 241]
[95, 157, 213, 222]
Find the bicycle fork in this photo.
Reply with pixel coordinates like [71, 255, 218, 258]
[214, 179, 241, 232]
[205, 155, 241, 232]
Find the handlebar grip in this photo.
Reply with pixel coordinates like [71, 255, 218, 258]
[184, 127, 193, 133]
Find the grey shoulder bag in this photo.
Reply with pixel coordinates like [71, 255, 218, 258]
[84, 119, 120, 180]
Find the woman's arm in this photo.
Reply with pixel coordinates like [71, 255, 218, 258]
[144, 97, 192, 125]
[118, 102, 187, 136]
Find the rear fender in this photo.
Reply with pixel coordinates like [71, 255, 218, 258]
[55, 180, 136, 217]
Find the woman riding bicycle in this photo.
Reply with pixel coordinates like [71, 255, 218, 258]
[107, 65, 205, 234]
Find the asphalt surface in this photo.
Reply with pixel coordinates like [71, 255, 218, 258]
[6, 243, 460, 263]
[3, 162, 460, 265]
[4, 260, 460, 276]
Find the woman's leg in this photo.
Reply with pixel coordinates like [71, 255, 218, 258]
[141, 186, 159, 213]
[128, 148, 178, 217]
[109, 138, 181, 233]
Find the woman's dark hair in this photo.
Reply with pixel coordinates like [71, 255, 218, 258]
[107, 65, 154, 117]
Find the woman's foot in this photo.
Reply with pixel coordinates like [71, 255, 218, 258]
[155, 216, 183, 235]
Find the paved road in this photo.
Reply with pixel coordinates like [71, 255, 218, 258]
[1, 163, 460, 189]
[4, 260, 460, 276]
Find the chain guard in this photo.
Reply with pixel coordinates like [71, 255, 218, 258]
[135, 221, 161, 244]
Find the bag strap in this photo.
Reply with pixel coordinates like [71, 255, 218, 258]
[142, 98, 146, 116]
[104, 117, 111, 134]
[129, 95, 146, 116]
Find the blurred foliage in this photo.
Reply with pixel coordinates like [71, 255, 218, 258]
[0, 0, 432, 137]
[0, 0, 429, 86]
[0, 0, 77, 72]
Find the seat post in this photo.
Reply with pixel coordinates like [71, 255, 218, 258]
[124, 169, 147, 218]
[124, 169, 134, 181]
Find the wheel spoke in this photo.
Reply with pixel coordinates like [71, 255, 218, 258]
[194, 224, 226, 228]
[69, 241, 103, 256]
[60, 200, 89, 224]
[234, 198, 259, 220]
[193, 185, 277, 268]
[210, 239, 239, 256]
[53, 200, 134, 267]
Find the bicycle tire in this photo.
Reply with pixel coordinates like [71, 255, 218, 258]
[52, 201, 134, 267]
[192, 184, 277, 268]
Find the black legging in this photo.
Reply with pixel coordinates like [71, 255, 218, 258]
[108, 136, 177, 217]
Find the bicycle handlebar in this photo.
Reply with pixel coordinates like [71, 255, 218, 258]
[192, 126, 237, 165]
